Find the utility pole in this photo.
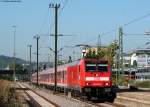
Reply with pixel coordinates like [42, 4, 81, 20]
[118, 27, 123, 85]
[27, 45, 32, 82]
[49, 3, 60, 93]
[34, 35, 40, 86]
[12, 25, 16, 81]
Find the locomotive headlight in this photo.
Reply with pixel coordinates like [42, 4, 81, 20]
[105, 82, 109, 86]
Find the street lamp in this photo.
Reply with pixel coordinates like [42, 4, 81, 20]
[27, 45, 32, 82]
[12, 25, 16, 81]
[46, 47, 64, 53]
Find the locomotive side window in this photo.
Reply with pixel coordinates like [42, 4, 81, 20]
[98, 64, 108, 72]
[86, 63, 96, 72]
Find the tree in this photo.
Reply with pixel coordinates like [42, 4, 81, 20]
[85, 39, 119, 66]
[85, 48, 92, 58]
[133, 60, 137, 68]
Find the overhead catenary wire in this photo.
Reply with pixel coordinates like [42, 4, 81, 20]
[38, 0, 70, 47]
[38, 0, 70, 50]
[47, 0, 69, 34]
[39, 0, 70, 53]
[38, 7, 50, 35]
[41, 2, 150, 61]
[80, 12, 150, 45]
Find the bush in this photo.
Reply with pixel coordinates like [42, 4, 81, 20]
[134, 81, 150, 88]
[0, 80, 12, 105]
[0, 80, 22, 107]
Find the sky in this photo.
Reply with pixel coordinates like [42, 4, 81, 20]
[0, 0, 150, 62]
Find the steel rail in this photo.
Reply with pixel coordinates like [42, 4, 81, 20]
[18, 83, 60, 107]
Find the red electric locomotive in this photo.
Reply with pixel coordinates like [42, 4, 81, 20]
[31, 58, 116, 102]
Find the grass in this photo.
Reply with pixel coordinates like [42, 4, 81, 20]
[134, 81, 150, 88]
[0, 80, 23, 107]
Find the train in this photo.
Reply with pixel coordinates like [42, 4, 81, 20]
[31, 58, 116, 102]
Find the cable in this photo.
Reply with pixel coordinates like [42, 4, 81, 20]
[38, 7, 50, 35]
[47, 0, 69, 34]
[59, 0, 69, 15]
[40, 0, 70, 56]
[79, 12, 150, 45]
[123, 13, 150, 27]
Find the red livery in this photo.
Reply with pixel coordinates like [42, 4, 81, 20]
[32, 58, 116, 102]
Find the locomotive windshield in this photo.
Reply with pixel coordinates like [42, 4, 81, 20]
[86, 63, 96, 72]
[98, 64, 108, 72]
[85, 62, 108, 72]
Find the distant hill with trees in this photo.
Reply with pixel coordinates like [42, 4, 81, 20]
[0, 55, 27, 69]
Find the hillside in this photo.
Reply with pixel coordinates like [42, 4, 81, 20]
[0, 55, 27, 68]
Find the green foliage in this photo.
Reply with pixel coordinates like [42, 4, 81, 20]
[92, 49, 96, 58]
[134, 81, 150, 88]
[0, 80, 23, 107]
[85, 48, 93, 58]
[85, 40, 119, 66]
[112, 74, 128, 86]
[109, 40, 119, 57]
[132, 60, 137, 68]
[0, 55, 27, 69]
[97, 50, 105, 58]
[108, 40, 119, 66]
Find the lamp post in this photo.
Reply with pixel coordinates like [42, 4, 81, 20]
[27, 45, 32, 82]
[12, 25, 16, 81]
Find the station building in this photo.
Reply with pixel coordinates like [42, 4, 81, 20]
[124, 49, 150, 81]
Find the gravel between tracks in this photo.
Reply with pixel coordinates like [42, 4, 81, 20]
[22, 82, 97, 107]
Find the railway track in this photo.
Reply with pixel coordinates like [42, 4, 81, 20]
[68, 94, 125, 107]
[20, 82, 124, 107]
[19, 82, 150, 107]
[17, 83, 59, 107]
[116, 89, 150, 107]
[116, 95, 150, 107]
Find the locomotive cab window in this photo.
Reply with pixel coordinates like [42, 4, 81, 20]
[86, 63, 96, 72]
[98, 64, 108, 72]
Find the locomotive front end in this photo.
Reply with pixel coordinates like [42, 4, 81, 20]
[80, 59, 116, 101]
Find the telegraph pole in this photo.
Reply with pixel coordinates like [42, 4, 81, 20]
[34, 35, 40, 86]
[118, 27, 123, 85]
[49, 3, 60, 92]
[27, 45, 32, 81]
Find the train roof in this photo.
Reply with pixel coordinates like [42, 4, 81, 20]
[32, 59, 81, 75]
[32, 58, 109, 76]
